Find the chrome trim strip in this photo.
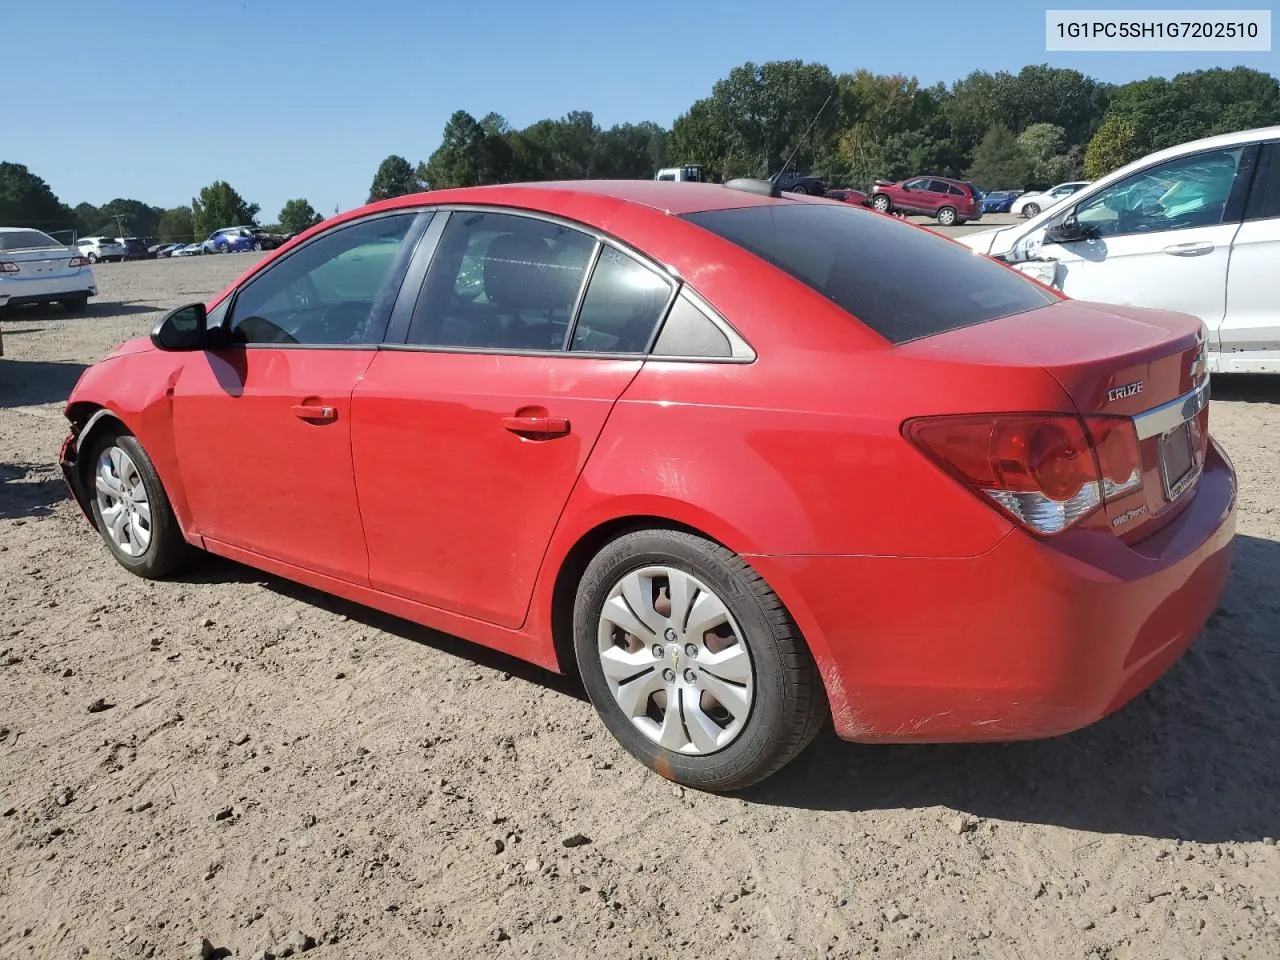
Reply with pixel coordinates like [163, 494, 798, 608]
[1132, 376, 1210, 441]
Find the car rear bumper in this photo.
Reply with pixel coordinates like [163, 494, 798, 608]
[750, 437, 1237, 743]
[0, 277, 97, 307]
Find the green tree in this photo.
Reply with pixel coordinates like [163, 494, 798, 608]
[1018, 123, 1079, 183]
[965, 125, 1033, 189]
[0, 162, 76, 232]
[278, 198, 322, 234]
[368, 154, 423, 202]
[158, 206, 195, 242]
[1083, 113, 1141, 178]
[422, 111, 509, 188]
[190, 181, 259, 239]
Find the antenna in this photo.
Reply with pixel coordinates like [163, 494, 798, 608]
[772, 93, 833, 182]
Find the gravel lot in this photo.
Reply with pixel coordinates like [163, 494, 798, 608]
[2, 249, 1279, 960]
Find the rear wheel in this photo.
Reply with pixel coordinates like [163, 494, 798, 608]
[84, 428, 192, 579]
[573, 529, 827, 792]
[872, 194, 892, 213]
[86, 253, 99, 264]
[1022, 202, 1041, 218]
[61, 296, 89, 313]
[936, 206, 958, 226]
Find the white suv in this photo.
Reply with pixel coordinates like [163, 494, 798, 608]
[961, 126, 1280, 375]
[74, 236, 127, 263]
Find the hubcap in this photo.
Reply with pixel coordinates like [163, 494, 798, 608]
[94, 446, 152, 557]
[597, 566, 754, 756]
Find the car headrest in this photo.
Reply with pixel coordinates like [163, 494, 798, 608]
[483, 233, 580, 312]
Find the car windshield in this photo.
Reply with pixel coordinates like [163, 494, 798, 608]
[0, 229, 64, 251]
[683, 203, 1054, 344]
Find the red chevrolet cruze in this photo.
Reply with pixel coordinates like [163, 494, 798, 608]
[58, 180, 1236, 791]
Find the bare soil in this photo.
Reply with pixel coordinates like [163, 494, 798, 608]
[2, 255, 1278, 960]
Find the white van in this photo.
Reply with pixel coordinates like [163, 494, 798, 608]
[960, 126, 1280, 375]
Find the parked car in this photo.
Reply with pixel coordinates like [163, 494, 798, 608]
[980, 190, 1019, 214]
[869, 176, 982, 225]
[171, 243, 203, 257]
[117, 237, 150, 260]
[75, 236, 127, 263]
[1010, 181, 1090, 218]
[57, 179, 1235, 791]
[776, 172, 827, 195]
[0, 228, 97, 332]
[961, 126, 1280, 375]
[824, 188, 869, 206]
[201, 226, 269, 254]
[249, 228, 287, 250]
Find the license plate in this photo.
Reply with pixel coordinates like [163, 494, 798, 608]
[1160, 421, 1196, 499]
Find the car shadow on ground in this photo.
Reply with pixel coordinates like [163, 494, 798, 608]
[0, 359, 89, 408]
[175, 557, 587, 701]
[747, 533, 1280, 844]
[1, 300, 158, 322]
[172, 531, 1280, 844]
[0, 463, 69, 520]
[1211, 374, 1280, 404]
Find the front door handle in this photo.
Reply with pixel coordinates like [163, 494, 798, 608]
[501, 414, 570, 438]
[1163, 241, 1214, 257]
[292, 404, 337, 421]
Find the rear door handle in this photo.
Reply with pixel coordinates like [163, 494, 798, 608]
[292, 404, 337, 421]
[1163, 241, 1214, 257]
[501, 414, 570, 437]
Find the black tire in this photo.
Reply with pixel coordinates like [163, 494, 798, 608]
[936, 205, 958, 226]
[83, 428, 193, 580]
[252, 240, 263, 252]
[61, 296, 89, 313]
[1022, 202, 1040, 218]
[790, 184, 808, 195]
[87, 253, 99, 264]
[872, 194, 892, 213]
[573, 529, 827, 792]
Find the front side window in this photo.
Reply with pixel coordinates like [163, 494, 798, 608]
[903, 178, 929, 191]
[1074, 148, 1245, 237]
[406, 211, 595, 350]
[226, 212, 419, 346]
[684, 203, 1053, 345]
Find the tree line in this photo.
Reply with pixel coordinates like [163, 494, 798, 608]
[3, 61, 1277, 241]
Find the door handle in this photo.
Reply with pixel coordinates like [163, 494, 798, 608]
[1163, 241, 1214, 257]
[292, 404, 337, 421]
[501, 414, 570, 438]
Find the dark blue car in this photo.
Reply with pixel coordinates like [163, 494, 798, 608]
[980, 191, 1017, 214]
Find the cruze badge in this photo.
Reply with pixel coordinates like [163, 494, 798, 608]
[1107, 381, 1144, 402]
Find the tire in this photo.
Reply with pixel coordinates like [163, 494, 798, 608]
[1022, 202, 1040, 218]
[87, 253, 99, 264]
[573, 529, 827, 792]
[61, 296, 89, 313]
[790, 184, 808, 195]
[83, 428, 192, 580]
[936, 206, 958, 226]
[872, 194, 892, 213]
[253, 240, 263, 252]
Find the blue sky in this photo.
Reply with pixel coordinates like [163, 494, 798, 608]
[6, 0, 1276, 221]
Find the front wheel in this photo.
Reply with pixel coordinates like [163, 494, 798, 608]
[84, 429, 193, 579]
[936, 206, 958, 226]
[1022, 202, 1041, 218]
[573, 529, 827, 792]
[871, 194, 892, 213]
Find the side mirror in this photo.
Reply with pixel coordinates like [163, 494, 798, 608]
[1044, 213, 1096, 245]
[150, 302, 207, 351]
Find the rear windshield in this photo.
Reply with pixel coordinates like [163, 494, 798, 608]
[682, 203, 1054, 344]
[0, 230, 62, 252]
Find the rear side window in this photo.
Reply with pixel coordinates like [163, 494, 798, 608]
[683, 203, 1054, 344]
[570, 245, 673, 353]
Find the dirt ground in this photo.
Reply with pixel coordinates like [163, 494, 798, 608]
[1, 252, 1278, 960]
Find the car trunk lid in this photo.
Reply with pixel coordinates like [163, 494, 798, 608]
[2, 245, 83, 277]
[897, 299, 1210, 541]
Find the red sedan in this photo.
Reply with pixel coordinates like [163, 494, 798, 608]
[58, 180, 1236, 791]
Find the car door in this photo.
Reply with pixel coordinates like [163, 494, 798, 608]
[170, 209, 430, 582]
[1049, 144, 1254, 328]
[898, 178, 931, 214]
[1220, 139, 1280, 363]
[351, 209, 676, 628]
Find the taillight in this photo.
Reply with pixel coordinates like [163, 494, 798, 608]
[68, 257, 91, 268]
[0, 261, 19, 274]
[905, 413, 1143, 536]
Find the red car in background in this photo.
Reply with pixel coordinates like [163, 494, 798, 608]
[869, 175, 983, 225]
[824, 187, 869, 206]
[58, 179, 1235, 792]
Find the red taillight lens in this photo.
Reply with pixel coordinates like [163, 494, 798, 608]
[0, 261, 19, 274]
[67, 256, 90, 268]
[906, 413, 1136, 536]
